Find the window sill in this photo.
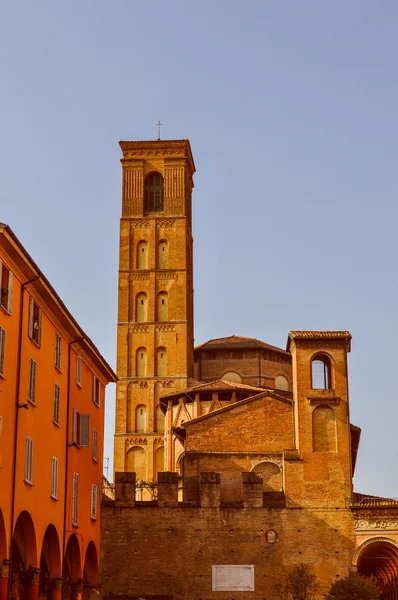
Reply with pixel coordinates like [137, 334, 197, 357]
[0, 304, 11, 316]
[72, 522, 78, 528]
[50, 494, 59, 501]
[90, 516, 97, 522]
[54, 365, 62, 374]
[53, 420, 61, 428]
[92, 457, 98, 464]
[28, 399, 37, 407]
[93, 401, 100, 408]
[0, 373, 5, 380]
[28, 336, 41, 349]
[76, 382, 83, 389]
[24, 479, 33, 486]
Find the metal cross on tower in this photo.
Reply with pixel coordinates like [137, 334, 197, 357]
[157, 120, 163, 140]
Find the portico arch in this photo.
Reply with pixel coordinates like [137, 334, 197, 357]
[39, 525, 61, 598]
[353, 537, 398, 599]
[0, 508, 7, 560]
[13, 511, 38, 569]
[83, 541, 98, 585]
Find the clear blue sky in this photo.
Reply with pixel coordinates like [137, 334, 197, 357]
[1, 1, 397, 496]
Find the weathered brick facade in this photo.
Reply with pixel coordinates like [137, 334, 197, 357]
[108, 139, 398, 600]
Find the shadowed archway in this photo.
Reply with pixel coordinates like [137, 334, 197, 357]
[0, 508, 7, 560]
[62, 534, 82, 600]
[355, 538, 398, 600]
[83, 542, 98, 586]
[39, 525, 61, 598]
[11, 511, 38, 600]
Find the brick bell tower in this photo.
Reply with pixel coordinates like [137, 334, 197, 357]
[114, 139, 195, 483]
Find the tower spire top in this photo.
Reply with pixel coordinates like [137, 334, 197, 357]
[156, 119, 163, 140]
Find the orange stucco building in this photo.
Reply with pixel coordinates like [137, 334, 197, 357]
[0, 223, 117, 600]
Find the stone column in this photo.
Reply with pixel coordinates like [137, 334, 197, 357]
[71, 579, 84, 600]
[0, 560, 10, 600]
[49, 577, 63, 600]
[24, 567, 40, 600]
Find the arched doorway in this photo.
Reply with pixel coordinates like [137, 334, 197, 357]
[62, 534, 82, 600]
[83, 542, 98, 587]
[39, 525, 61, 599]
[11, 511, 38, 600]
[355, 538, 398, 600]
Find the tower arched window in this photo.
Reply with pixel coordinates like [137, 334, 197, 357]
[158, 240, 168, 269]
[144, 172, 164, 213]
[135, 405, 147, 433]
[136, 347, 147, 377]
[311, 354, 332, 390]
[157, 292, 168, 322]
[136, 293, 148, 322]
[137, 241, 148, 270]
[156, 347, 167, 377]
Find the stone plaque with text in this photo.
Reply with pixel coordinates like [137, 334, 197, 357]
[212, 565, 255, 591]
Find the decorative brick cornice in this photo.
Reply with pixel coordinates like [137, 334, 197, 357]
[119, 139, 195, 175]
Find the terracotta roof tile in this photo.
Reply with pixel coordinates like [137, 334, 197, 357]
[195, 335, 289, 355]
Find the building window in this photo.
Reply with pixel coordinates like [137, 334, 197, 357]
[135, 405, 147, 433]
[156, 347, 167, 377]
[311, 354, 332, 390]
[157, 292, 168, 322]
[92, 429, 98, 462]
[0, 262, 13, 314]
[28, 358, 36, 404]
[55, 333, 61, 369]
[72, 409, 90, 447]
[136, 347, 147, 377]
[0, 327, 5, 377]
[136, 293, 148, 322]
[25, 436, 33, 484]
[28, 297, 42, 347]
[76, 356, 82, 386]
[137, 241, 148, 270]
[51, 456, 58, 499]
[91, 484, 98, 520]
[53, 383, 60, 425]
[144, 172, 164, 213]
[92, 375, 101, 407]
[72, 473, 79, 526]
[157, 241, 168, 269]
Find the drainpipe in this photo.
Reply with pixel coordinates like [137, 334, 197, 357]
[8, 276, 40, 600]
[61, 338, 84, 574]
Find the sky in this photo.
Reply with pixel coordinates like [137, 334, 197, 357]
[1, 1, 397, 496]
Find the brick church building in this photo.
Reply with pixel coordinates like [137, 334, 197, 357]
[102, 139, 398, 600]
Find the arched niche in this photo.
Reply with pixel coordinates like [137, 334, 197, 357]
[275, 374, 289, 391]
[311, 353, 332, 390]
[221, 371, 242, 383]
[251, 461, 283, 492]
[136, 347, 147, 377]
[135, 404, 147, 433]
[136, 293, 148, 322]
[137, 241, 148, 270]
[312, 405, 337, 452]
[155, 405, 165, 433]
[157, 292, 168, 322]
[144, 172, 164, 213]
[154, 447, 165, 478]
[156, 347, 167, 377]
[158, 240, 168, 269]
[126, 446, 146, 481]
[63, 533, 82, 584]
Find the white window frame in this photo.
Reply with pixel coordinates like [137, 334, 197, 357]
[28, 358, 36, 404]
[53, 383, 60, 425]
[91, 484, 98, 520]
[72, 473, 79, 526]
[0, 261, 13, 314]
[51, 456, 58, 499]
[92, 429, 98, 462]
[76, 356, 82, 387]
[92, 375, 101, 407]
[0, 327, 5, 377]
[25, 436, 33, 484]
[55, 333, 61, 369]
